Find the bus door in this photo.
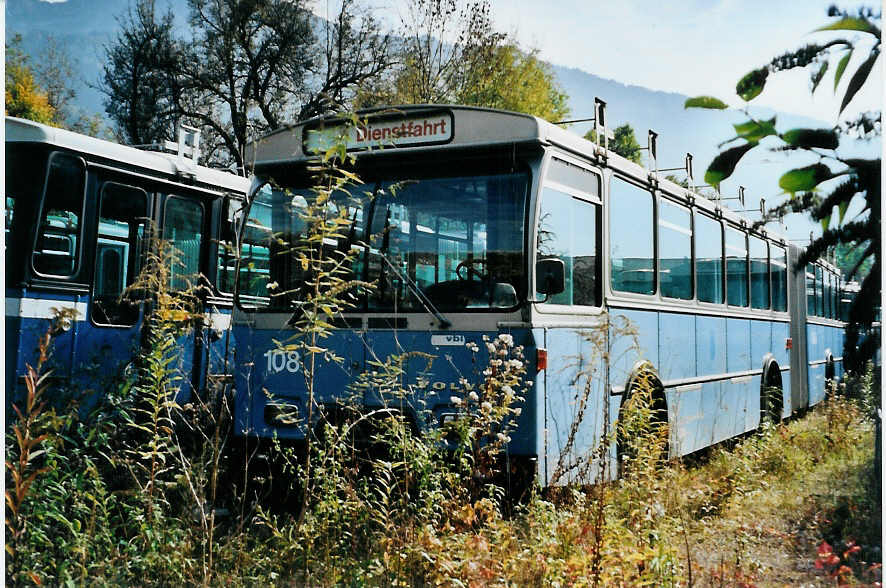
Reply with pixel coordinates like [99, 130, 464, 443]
[161, 193, 210, 402]
[80, 180, 151, 397]
[202, 196, 242, 397]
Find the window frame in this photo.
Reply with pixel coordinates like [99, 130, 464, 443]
[693, 210, 725, 306]
[608, 174, 657, 297]
[536, 155, 603, 311]
[30, 150, 88, 281]
[657, 194, 694, 301]
[162, 194, 208, 292]
[724, 223, 750, 308]
[748, 233, 770, 310]
[769, 242, 788, 313]
[89, 181, 150, 328]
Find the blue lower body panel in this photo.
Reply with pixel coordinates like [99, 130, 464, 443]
[232, 326, 539, 457]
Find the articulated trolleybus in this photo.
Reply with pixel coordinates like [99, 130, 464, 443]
[6, 117, 250, 405]
[231, 104, 845, 485]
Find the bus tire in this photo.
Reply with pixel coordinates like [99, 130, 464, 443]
[617, 361, 669, 476]
[760, 355, 783, 426]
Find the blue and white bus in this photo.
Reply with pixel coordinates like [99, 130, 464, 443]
[229, 105, 846, 485]
[5, 117, 250, 406]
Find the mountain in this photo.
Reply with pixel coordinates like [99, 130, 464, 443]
[7, 0, 190, 117]
[8, 0, 879, 242]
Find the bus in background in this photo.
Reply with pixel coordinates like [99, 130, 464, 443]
[5, 117, 250, 406]
[804, 259, 845, 405]
[229, 104, 847, 485]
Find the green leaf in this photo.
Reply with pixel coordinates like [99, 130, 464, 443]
[840, 48, 880, 114]
[684, 96, 729, 109]
[834, 48, 853, 91]
[821, 215, 831, 232]
[811, 61, 828, 93]
[781, 128, 839, 149]
[778, 164, 833, 194]
[733, 117, 777, 142]
[705, 142, 757, 189]
[736, 67, 769, 101]
[815, 17, 880, 36]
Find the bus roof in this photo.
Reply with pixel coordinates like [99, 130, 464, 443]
[248, 105, 805, 246]
[6, 116, 250, 194]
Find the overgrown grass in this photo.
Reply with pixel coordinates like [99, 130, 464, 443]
[9, 324, 878, 587]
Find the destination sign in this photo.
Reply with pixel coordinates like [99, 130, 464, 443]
[304, 112, 454, 153]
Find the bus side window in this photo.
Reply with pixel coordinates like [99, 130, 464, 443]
[833, 273, 840, 319]
[749, 235, 769, 309]
[536, 187, 599, 306]
[815, 265, 824, 317]
[610, 178, 654, 295]
[5, 195, 14, 255]
[770, 244, 788, 312]
[92, 183, 148, 326]
[806, 264, 816, 315]
[33, 153, 86, 277]
[695, 212, 723, 304]
[658, 197, 692, 300]
[725, 226, 748, 307]
[163, 197, 205, 291]
[826, 271, 835, 319]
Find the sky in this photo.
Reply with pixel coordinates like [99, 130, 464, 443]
[359, 0, 882, 123]
[32, 0, 882, 122]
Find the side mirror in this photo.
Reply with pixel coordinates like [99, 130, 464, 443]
[536, 258, 565, 296]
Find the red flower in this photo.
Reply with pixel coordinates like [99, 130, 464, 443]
[818, 541, 834, 556]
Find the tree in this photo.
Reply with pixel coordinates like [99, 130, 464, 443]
[459, 43, 569, 121]
[101, 0, 392, 171]
[31, 35, 77, 123]
[686, 5, 880, 369]
[6, 34, 57, 124]
[584, 123, 643, 164]
[101, 0, 181, 146]
[357, 0, 569, 121]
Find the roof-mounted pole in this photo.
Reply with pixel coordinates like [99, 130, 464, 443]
[554, 97, 611, 154]
[660, 152, 695, 191]
[638, 129, 658, 180]
[595, 98, 608, 153]
[719, 186, 746, 209]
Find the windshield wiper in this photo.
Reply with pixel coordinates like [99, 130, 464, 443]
[378, 254, 451, 329]
[377, 207, 451, 329]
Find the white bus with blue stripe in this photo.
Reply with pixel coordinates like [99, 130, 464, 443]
[230, 105, 847, 485]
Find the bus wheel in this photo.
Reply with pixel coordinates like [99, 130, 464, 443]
[617, 363, 669, 476]
[760, 358, 783, 426]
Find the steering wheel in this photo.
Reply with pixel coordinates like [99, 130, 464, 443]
[455, 258, 489, 281]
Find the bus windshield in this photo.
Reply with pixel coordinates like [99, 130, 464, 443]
[237, 166, 529, 313]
